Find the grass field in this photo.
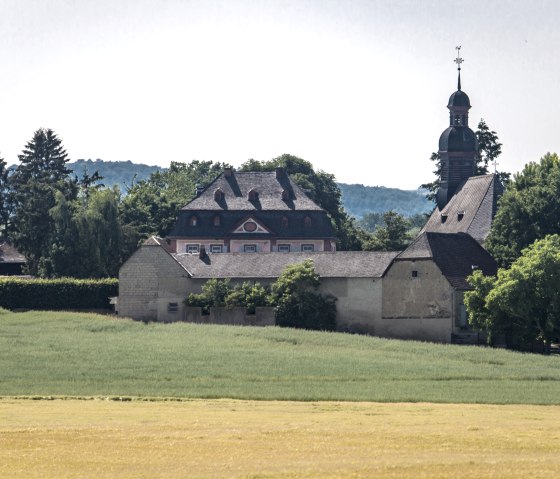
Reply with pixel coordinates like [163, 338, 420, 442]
[1, 311, 559, 403]
[1, 399, 560, 478]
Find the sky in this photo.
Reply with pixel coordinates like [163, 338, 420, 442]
[0, 0, 559, 190]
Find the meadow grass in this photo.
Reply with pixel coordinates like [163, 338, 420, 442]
[1, 399, 560, 478]
[1, 311, 559, 403]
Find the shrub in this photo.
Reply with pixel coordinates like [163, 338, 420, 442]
[0, 277, 118, 310]
[275, 291, 337, 331]
[184, 278, 233, 314]
[225, 282, 270, 314]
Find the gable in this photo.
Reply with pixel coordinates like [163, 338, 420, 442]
[230, 217, 273, 235]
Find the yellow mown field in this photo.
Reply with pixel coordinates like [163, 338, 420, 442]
[1, 399, 559, 479]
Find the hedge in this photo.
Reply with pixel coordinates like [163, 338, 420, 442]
[0, 277, 118, 310]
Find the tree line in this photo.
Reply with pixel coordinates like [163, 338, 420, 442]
[1, 129, 424, 278]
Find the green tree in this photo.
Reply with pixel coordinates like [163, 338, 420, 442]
[271, 259, 337, 331]
[363, 211, 411, 251]
[486, 153, 560, 267]
[420, 119, 509, 201]
[240, 154, 370, 250]
[40, 188, 131, 278]
[225, 281, 270, 314]
[10, 129, 77, 275]
[120, 160, 230, 239]
[185, 278, 233, 314]
[466, 235, 560, 349]
[0, 156, 10, 234]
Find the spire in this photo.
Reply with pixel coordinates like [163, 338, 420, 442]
[454, 45, 463, 91]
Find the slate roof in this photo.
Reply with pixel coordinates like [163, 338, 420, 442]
[182, 170, 323, 211]
[171, 250, 399, 279]
[397, 232, 497, 290]
[0, 241, 26, 264]
[422, 174, 503, 244]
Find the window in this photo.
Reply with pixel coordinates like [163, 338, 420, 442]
[243, 244, 257, 253]
[281, 216, 289, 228]
[457, 211, 465, 221]
[210, 244, 223, 253]
[301, 244, 314, 252]
[411, 270, 418, 278]
[278, 244, 290, 253]
[167, 302, 178, 313]
[213, 215, 221, 226]
[189, 215, 198, 226]
[441, 214, 448, 224]
[186, 244, 199, 254]
[304, 216, 312, 227]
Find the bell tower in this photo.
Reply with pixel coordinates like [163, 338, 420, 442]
[436, 46, 478, 210]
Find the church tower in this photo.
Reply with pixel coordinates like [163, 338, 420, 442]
[436, 47, 478, 210]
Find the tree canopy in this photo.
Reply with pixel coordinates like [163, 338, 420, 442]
[486, 152, 560, 267]
[239, 154, 370, 250]
[465, 235, 560, 348]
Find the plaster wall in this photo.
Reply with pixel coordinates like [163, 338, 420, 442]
[319, 277, 383, 334]
[381, 259, 454, 343]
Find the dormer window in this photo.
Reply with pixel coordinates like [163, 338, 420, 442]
[282, 189, 290, 201]
[457, 211, 465, 221]
[248, 188, 259, 201]
[189, 215, 198, 226]
[213, 215, 221, 226]
[214, 188, 224, 201]
[304, 216, 312, 228]
[441, 214, 448, 224]
[281, 216, 289, 228]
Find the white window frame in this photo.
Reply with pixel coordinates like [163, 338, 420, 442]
[210, 244, 223, 254]
[186, 244, 199, 254]
[243, 244, 257, 253]
[277, 244, 290, 253]
[301, 244, 314, 252]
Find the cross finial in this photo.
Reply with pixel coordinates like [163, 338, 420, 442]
[454, 46, 463, 90]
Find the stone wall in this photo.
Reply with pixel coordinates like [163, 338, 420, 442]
[118, 245, 190, 322]
[184, 306, 275, 326]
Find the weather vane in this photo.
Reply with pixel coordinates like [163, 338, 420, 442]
[454, 46, 463, 90]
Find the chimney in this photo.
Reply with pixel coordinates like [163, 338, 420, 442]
[224, 167, 233, 178]
[195, 184, 204, 197]
[275, 167, 285, 179]
[199, 245, 207, 259]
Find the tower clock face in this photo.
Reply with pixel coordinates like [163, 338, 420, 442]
[243, 221, 257, 232]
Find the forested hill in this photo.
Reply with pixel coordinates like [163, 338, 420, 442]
[338, 183, 433, 218]
[67, 159, 432, 218]
[68, 159, 162, 190]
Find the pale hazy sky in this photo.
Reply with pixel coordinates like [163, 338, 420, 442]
[0, 0, 559, 189]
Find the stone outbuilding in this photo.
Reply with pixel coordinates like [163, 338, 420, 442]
[381, 232, 497, 343]
[118, 236, 398, 333]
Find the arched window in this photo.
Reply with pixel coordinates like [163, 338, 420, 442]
[304, 216, 312, 228]
[213, 215, 221, 226]
[214, 188, 224, 201]
[189, 215, 198, 226]
[248, 188, 259, 201]
[281, 216, 289, 228]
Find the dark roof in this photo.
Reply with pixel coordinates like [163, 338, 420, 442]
[168, 209, 335, 239]
[0, 241, 26, 264]
[422, 174, 503, 244]
[448, 90, 471, 108]
[183, 170, 323, 211]
[171, 250, 399, 279]
[397, 232, 497, 289]
[439, 126, 477, 152]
